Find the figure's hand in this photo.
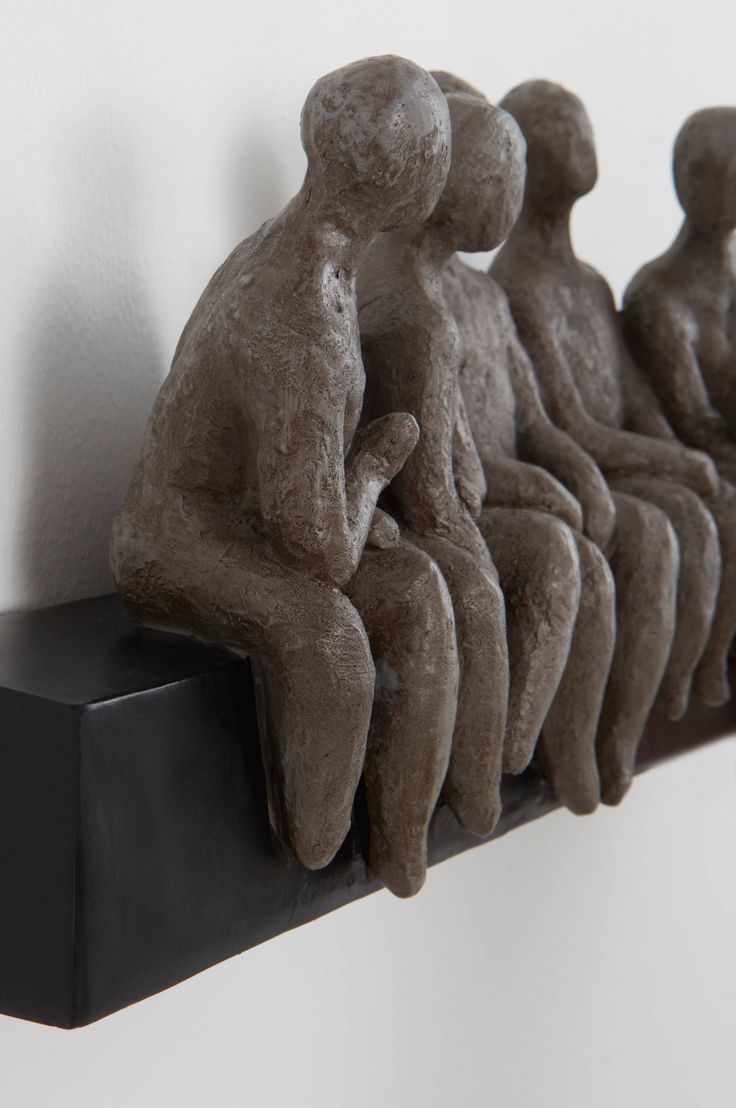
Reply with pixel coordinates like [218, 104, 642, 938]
[540, 480, 584, 534]
[581, 486, 617, 550]
[352, 413, 420, 486]
[366, 507, 401, 549]
[606, 437, 719, 498]
[679, 448, 719, 496]
[710, 438, 736, 476]
[519, 421, 615, 547]
[456, 470, 484, 519]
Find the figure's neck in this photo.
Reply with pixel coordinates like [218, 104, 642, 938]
[511, 201, 576, 262]
[394, 226, 456, 291]
[674, 221, 735, 270]
[276, 184, 370, 278]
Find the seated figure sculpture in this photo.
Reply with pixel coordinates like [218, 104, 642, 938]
[357, 90, 585, 820]
[430, 79, 617, 814]
[493, 82, 725, 765]
[623, 107, 736, 703]
[110, 56, 463, 899]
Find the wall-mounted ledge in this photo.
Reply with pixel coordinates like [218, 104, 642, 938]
[0, 595, 733, 1029]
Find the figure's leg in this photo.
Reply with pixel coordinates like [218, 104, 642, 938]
[114, 523, 375, 871]
[612, 476, 720, 719]
[696, 479, 736, 705]
[597, 493, 679, 805]
[403, 530, 509, 837]
[536, 534, 616, 815]
[479, 508, 581, 775]
[346, 540, 459, 897]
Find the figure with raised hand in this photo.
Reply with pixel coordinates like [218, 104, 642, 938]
[623, 107, 736, 703]
[111, 56, 461, 898]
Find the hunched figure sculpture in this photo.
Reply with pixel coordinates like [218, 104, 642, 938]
[430, 76, 617, 814]
[490, 80, 727, 801]
[623, 107, 736, 705]
[111, 56, 463, 898]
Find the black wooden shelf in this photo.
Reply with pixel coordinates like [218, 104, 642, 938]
[0, 594, 733, 1028]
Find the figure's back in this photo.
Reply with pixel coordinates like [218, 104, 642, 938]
[117, 205, 365, 548]
[118, 222, 279, 537]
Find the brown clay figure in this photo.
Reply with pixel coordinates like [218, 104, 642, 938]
[623, 107, 736, 704]
[110, 56, 462, 898]
[492, 81, 719, 802]
[358, 90, 591, 823]
[428, 80, 616, 814]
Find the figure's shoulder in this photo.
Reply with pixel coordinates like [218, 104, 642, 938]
[491, 243, 566, 309]
[623, 256, 695, 340]
[172, 221, 289, 364]
[444, 256, 505, 313]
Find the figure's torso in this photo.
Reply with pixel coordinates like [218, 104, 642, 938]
[539, 259, 627, 427]
[633, 243, 736, 428]
[443, 257, 518, 461]
[358, 236, 461, 513]
[493, 233, 633, 429]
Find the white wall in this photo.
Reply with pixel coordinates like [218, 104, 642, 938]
[1, 1, 735, 1104]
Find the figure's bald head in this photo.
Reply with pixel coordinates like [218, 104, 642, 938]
[428, 93, 526, 252]
[300, 55, 451, 235]
[500, 79, 597, 212]
[674, 107, 736, 232]
[430, 70, 486, 101]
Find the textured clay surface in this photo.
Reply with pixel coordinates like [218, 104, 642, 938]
[623, 106, 736, 706]
[357, 93, 515, 841]
[432, 75, 617, 814]
[491, 79, 721, 801]
[110, 56, 462, 897]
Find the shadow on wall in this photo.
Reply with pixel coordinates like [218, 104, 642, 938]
[15, 121, 165, 609]
[224, 117, 295, 243]
[15, 114, 293, 611]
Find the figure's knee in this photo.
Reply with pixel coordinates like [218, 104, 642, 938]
[665, 488, 720, 573]
[574, 534, 615, 613]
[507, 513, 581, 625]
[279, 585, 376, 686]
[706, 480, 736, 551]
[447, 551, 507, 645]
[612, 494, 679, 581]
[399, 545, 457, 643]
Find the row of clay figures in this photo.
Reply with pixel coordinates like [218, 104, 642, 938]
[110, 55, 736, 898]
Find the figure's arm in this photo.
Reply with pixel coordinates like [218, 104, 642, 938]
[257, 384, 417, 587]
[453, 392, 487, 518]
[505, 333, 616, 547]
[366, 323, 466, 536]
[618, 352, 677, 440]
[507, 294, 718, 496]
[482, 453, 583, 532]
[623, 295, 736, 471]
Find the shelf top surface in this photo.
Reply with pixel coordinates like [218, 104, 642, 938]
[0, 594, 239, 706]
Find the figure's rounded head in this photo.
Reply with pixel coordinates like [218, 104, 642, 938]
[430, 70, 486, 101]
[500, 79, 597, 211]
[300, 55, 450, 236]
[673, 107, 736, 232]
[428, 94, 526, 253]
